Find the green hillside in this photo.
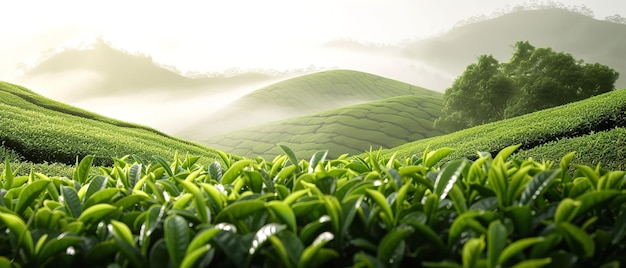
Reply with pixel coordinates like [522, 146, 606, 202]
[180, 69, 442, 140]
[204, 94, 444, 159]
[373, 89, 626, 170]
[0, 81, 222, 169]
[405, 8, 626, 89]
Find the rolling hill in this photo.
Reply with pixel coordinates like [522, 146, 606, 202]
[0, 80, 223, 169]
[373, 89, 626, 170]
[178, 69, 442, 140]
[203, 94, 444, 159]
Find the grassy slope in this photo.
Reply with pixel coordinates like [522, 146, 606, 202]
[0, 81, 223, 169]
[181, 69, 441, 140]
[405, 8, 626, 89]
[205, 94, 444, 159]
[373, 89, 626, 170]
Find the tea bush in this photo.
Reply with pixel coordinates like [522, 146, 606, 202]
[0, 145, 624, 267]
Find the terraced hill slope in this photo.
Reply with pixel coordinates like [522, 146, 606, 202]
[179, 69, 442, 140]
[0, 81, 222, 167]
[375, 89, 626, 170]
[204, 94, 444, 159]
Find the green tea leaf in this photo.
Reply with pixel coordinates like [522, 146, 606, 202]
[266, 201, 297, 233]
[249, 223, 286, 255]
[37, 234, 83, 266]
[449, 184, 468, 214]
[377, 227, 411, 266]
[208, 161, 223, 181]
[213, 230, 248, 268]
[504, 206, 532, 238]
[299, 232, 334, 268]
[83, 175, 107, 202]
[164, 214, 190, 267]
[216, 200, 266, 222]
[554, 198, 581, 223]
[109, 219, 135, 246]
[403, 218, 446, 252]
[518, 169, 560, 206]
[574, 165, 600, 188]
[510, 258, 552, 268]
[220, 159, 252, 185]
[270, 231, 303, 268]
[611, 205, 626, 244]
[365, 188, 394, 229]
[0, 212, 34, 257]
[200, 183, 226, 211]
[78, 203, 119, 225]
[462, 237, 485, 268]
[73, 155, 94, 184]
[498, 237, 545, 264]
[176, 177, 209, 224]
[557, 222, 595, 258]
[83, 188, 120, 208]
[308, 151, 328, 173]
[153, 155, 174, 178]
[180, 245, 211, 268]
[61, 185, 82, 218]
[434, 159, 466, 200]
[424, 147, 455, 168]
[15, 179, 50, 215]
[279, 144, 301, 173]
[186, 227, 220, 255]
[487, 220, 507, 268]
[574, 190, 621, 219]
[493, 144, 521, 163]
[2, 158, 13, 190]
[128, 164, 141, 189]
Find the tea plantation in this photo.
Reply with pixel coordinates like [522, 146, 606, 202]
[376, 89, 626, 170]
[1, 80, 626, 267]
[205, 94, 444, 159]
[0, 145, 625, 267]
[181, 69, 441, 140]
[0, 81, 222, 170]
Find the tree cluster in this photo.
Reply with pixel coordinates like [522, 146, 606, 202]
[435, 41, 619, 132]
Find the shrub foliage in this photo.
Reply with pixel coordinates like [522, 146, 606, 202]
[0, 145, 625, 267]
[436, 41, 620, 132]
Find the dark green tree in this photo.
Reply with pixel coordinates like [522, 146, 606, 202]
[436, 41, 619, 132]
[435, 55, 514, 131]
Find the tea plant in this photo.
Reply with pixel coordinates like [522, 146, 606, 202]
[0, 145, 624, 267]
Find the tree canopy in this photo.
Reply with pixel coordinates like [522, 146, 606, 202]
[435, 41, 619, 132]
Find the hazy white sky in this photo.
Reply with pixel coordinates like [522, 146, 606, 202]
[1, 0, 624, 83]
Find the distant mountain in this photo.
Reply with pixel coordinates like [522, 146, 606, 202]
[178, 69, 441, 141]
[405, 8, 626, 89]
[203, 94, 444, 159]
[19, 39, 277, 100]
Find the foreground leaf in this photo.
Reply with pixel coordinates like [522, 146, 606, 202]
[165, 214, 190, 267]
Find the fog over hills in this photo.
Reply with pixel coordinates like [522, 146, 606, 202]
[10, 6, 626, 137]
[404, 8, 626, 90]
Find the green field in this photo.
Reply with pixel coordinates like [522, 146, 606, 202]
[374, 89, 626, 170]
[205, 95, 445, 159]
[179, 69, 441, 140]
[0, 81, 223, 172]
[1, 79, 626, 267]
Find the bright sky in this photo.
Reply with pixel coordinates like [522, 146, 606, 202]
[1, 0, 624, 83]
